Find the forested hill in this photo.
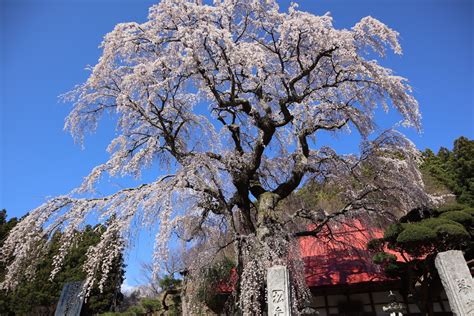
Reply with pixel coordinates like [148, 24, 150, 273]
[421, 136, 474, 207]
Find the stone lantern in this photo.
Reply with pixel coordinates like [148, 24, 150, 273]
[382, 291, 406, 316]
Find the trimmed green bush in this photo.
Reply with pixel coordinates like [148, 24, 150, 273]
[396, 224, 436, 245]
[436, 203, 467, 213]
[435, 224, 470, 240]
[384, 223, 404, 241]
[420, 217, 463, 230]
[439, 211, 472, 227]
[462, 207, 474, 216]
[372, 252, 397, 264]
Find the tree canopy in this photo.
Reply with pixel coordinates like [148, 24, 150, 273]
[0, 1, 429, 313]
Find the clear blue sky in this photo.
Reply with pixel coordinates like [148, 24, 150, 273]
[1, 0, 473, 286]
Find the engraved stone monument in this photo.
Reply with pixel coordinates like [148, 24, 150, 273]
[267, 265, 291, 316]
[54, 281, 85, 316]
[435, 250, 474, 316]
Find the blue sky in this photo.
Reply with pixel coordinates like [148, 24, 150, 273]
[1, 0, 473, 286]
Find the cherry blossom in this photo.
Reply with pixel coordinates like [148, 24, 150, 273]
[1, 1, 431, 314]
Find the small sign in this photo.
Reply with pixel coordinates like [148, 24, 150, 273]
[267, 265, 291, 316]
[54, 281, 85, 316]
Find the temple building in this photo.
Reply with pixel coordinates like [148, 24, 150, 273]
[299, 219, 453, 315]
[213, 217, 472, 315]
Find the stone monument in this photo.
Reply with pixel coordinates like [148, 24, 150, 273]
[54, 281, 85, 316]
[435, 250, 474, 316]
[267, 265, 291, 316]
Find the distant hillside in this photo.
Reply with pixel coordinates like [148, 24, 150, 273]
[421, 136, 474, 207]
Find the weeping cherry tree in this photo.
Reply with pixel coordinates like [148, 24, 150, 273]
[1, 0, 432, 314]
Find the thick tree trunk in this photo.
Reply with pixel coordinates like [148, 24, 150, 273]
[256, 192, 281, 241]
[229, 192, 284, 314]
